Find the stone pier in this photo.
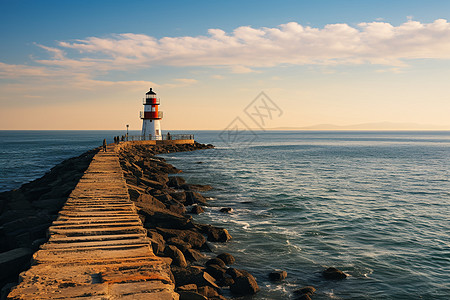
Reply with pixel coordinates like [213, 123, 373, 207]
[8, 145, 178, 299]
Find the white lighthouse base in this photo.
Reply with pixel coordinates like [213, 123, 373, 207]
[142, 119, 162, 140]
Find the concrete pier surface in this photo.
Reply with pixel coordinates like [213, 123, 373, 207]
[8, 145, 178, 299]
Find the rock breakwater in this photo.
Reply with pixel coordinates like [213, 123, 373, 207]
[0, 149, 98, 296]
[118, 142, 261, 299]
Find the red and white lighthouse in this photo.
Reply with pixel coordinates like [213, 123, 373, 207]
[141, 88, 163, 140]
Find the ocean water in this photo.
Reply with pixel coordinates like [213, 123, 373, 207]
[1, 130, 449, 299]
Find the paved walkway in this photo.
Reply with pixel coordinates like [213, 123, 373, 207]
[8, 145, 178, 300]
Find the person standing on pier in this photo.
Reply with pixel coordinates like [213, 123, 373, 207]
[102, 139, 107, 152]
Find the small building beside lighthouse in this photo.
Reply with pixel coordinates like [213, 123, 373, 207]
[140, 88, 163, 140]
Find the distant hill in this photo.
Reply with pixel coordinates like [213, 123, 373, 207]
[271, 122, 450, 131]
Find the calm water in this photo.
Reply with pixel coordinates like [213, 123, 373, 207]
[1, 130, 450, 299]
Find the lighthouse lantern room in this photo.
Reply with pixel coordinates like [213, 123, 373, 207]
[141, 88, 163, 140]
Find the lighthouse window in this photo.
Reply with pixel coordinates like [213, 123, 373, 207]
[156, 130, 160, 135]
[152, 107, 156, 112]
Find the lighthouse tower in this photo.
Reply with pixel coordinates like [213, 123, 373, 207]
[141, 88, 163, 140]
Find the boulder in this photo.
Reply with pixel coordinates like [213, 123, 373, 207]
[127, 188, 142, 201]
[185, 191, 208, 205]
[30, 238, 47, 252]
[139, 177, 166, 190]
[31, 198, 66, 213]
[177, 284, 197, 292]
[158, 163, 182, 174]
[219, 207, 233, 214]
[168, 176, 186, 188]
[1, 282, 17, 300]
[205, 258, 226, 268]
[136, 194, 166, 210]
[322, 267, 347, 280]
[167, 200, 186, 215]
[205, 264, 227, 281]
[184, 248, 206, 262]
[146, 173, 169, 184]
[191, 271, 219, 289]
[24, 186, 52, 199]
[147, 230, 166, 255]
[140, 207, 193, 229]
[181, 184, 213, 191]
[130, 163, 143, 177]
[172, 265, 203, 286]
[164, 245, 187, 268]
[219, 276, 234, 287]
[294, 286, 316, 295]
[217, 253, 235, 265]
[170, 191, 187, 202]
[35, 182, 75, 199]
[206, 226, 232, 243]
[6, 200, 33, 211]
[167, 237, 191, 253]
[294, 286, 316, 300]
[178, 291, 207, 300]
[269, 270, 287, 281]
[154, 193, 174, 204]
[190, 205, 204, 214]
[197, 286, 220, 298]
[226, 268, 243, 279]
[0, 247, 33, 281]
[157, 228, 206, 249]
[172, 266, 219, 289]
[2, 214, 52, 234]
[229, 270, 259, 295]
[146, 187, 165, 197]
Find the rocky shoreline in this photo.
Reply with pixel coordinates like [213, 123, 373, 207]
[118, 142, 260, 299]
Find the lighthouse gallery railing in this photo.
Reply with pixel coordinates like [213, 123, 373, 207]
[127, 134, 194, 141]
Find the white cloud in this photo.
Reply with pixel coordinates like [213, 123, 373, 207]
[174, 78, 198, 84]
[0, 62, 56, 79]
[3, 19, 450, 81]
[162, 78, 198, 88]
[49, 19, 450, 69]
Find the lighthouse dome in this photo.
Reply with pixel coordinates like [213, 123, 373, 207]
[146, 88, 156, 95]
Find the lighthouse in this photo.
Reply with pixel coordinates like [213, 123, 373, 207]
[141, 88, 163, 140]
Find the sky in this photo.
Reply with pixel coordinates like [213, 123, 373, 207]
[2, 0, 450, 130]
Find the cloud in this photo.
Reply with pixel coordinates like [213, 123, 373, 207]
[4, 18, 450, 82]
[0, 62, 57, 79]
[162, 78, 198, 88]
[230, 66, 255, 73]
[174, 78, 198, 84]
[37, 19, 450, 71]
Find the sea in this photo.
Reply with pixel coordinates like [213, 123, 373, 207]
[0, 130, 449, 299]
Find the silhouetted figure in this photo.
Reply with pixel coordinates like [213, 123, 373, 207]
[167, 132, 171, 140]
[102, 139, 107, 152]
